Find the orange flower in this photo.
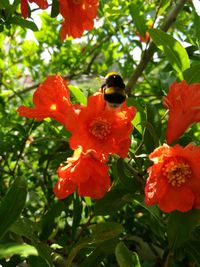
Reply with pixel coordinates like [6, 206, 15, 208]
[59, 0, 99, 40]
[163, 80, 200, 144]
[20, 0, 48, 18]
[69, 93, 137, 158]
[17, 75, 80, 131]
[54, 148, 110, 199]
[145, 144, 200, 212]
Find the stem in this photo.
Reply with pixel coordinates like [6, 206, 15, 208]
[126, 0, 188, 94]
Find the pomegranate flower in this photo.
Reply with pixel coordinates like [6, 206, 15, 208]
[20, 0, 48, 18]
[54, 148, 110, 199]
[69, 93, 137, 158]
[17, 75, 81, 131]
[163, 80, 200, 144]
[145, 144, 200, 212]
[59, 0, 99, 40]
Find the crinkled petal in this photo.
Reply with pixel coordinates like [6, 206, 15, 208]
[17, 75, 79, 131]
[59, 0, 98, 39]
[54, 177, 76, 199]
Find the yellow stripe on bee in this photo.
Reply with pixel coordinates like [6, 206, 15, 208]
[105, 72, 120, 79]
[105, 87, 126, 95]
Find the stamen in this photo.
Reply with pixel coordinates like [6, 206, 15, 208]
[89, 117, 111, 140]
[50, 104, 57, 111]
[162, 157, 192, 187]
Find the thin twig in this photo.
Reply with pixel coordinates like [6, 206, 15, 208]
[126, 0, 188, 95]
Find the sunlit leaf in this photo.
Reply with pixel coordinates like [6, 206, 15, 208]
[69, 85, 87, 105]
[129, 3, 147, 37]
[0, 243, 38, 259]
[149, 29, 190, 77]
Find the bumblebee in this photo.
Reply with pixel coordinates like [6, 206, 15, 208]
[101, 72, 126, 108]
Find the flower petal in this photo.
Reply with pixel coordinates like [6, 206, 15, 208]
[59, 0, 98, 39]
[145, 143, 200, 212]
[164, 81, 200, 144]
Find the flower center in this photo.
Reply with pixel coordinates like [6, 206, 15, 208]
[162, 157, 192, 187]
[89, 117, 111, 140]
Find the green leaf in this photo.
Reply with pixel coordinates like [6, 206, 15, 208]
[9, 16, 39, 31]
[129, 3, 147, 37]
[126, 98, 146, 135]
[10, 218, 53, 267]
[194, 12, 200, 41]
[168, 209, 200, 250]
[0, 177, 27, 239]
[133, 195, 166, 238]
[28, 255, 50, 267]
[40, 201, 65, 241]
[0, 243, 38, 259]
[51, 0, 59, 17]
[81, 238, 118, 267]
[0, 0, 11, 9]
[94, 189, 133, 216]
[72, 194, 82, 238]
[149, 29, 190, 77]
[66, 222, 123, 267]
[158, 0, 170, 15]
[89, 222, 123, 241]
[183, 63, 200, 84]
[68, 85, 87, 105]
[185, 240, 200, 267]
[143, 103, 161, 153]
[115, 241, 141, 267]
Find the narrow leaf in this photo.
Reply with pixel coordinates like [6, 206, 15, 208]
[0, 177, 27, 239]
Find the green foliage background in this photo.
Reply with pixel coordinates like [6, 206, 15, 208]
[1, 0, 200, 266]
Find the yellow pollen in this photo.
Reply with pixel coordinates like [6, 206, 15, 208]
[89, 117, 111, 140]
[50, 104, 57, 111]
[162, 157, 192, 187]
